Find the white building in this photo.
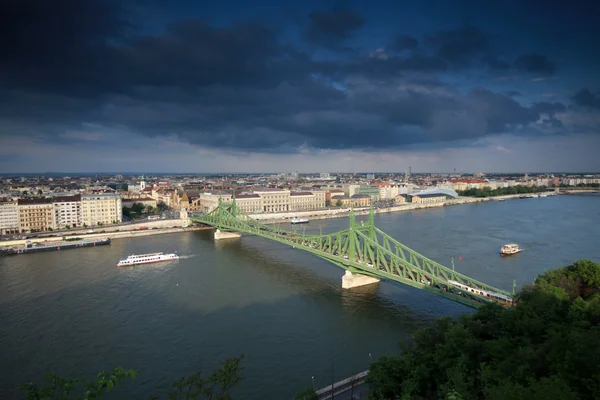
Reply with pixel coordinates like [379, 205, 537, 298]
[376, 185, 400, 200]
[0, 199, 19, 235]
[53, 194, 82, 229]
[81, 193, 123, 227]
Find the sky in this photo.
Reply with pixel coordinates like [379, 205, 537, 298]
[1, 0, 600, 174]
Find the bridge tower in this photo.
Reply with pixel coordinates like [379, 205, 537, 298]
[341, 206, 380, 289]
[213, 196, 242, 240]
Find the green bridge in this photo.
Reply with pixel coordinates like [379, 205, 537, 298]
[190, 199, 514, 308]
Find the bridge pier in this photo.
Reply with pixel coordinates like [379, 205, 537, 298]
[214, 229, 241, 240]
[342, 270, 380, 289]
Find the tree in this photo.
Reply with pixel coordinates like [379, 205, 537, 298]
[294, 388, 318, 400]
[66, 225, 71, 230]
[20, 355, 245, 400]
[335, 199, 343, 207]
[20, 368, 136, 399]
[367, 260, 600, 400]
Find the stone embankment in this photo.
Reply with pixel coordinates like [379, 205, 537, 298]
[249, 193, 540, 225]
[0, 219, 211, 249]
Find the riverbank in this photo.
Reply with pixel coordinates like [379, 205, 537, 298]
[250, 193, 553, 225]
[0, 225, 211, 250]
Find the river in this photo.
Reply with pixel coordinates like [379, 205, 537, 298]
[1, 194, 598, 399]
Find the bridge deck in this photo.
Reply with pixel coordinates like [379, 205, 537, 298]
[191, 200, 514, 308]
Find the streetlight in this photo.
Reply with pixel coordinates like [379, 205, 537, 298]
[312, 376, 315, 390]
[369, 353, 372, 362]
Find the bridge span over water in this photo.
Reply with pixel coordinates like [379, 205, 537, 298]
[190, 199, 514, 308]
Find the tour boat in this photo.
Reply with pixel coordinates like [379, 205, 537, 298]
[117, 252, 179, 267]
[290, 217, 309, 224]
[500, 244, 521, 256]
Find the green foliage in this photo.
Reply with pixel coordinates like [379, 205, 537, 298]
[123, 203, 149, 219]
[294, 387, 318, 400]
[335, 199, 343, 207]
[457, 186, 548, 198]
[20, 368, 136, 400]
[151, 355, 245, 400]
[21, 355, 244, 400]
[367, 260, 600, 400]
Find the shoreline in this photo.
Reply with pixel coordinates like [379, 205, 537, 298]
[250, 192, 557, 225]
[0, 226, 211, 250]
[1, 191, 572, 250]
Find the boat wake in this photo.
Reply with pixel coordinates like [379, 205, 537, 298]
[178, 254, 200, 260]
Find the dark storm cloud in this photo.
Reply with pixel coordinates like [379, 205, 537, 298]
[515, 53, 556, 74]
[424, 27, 490, 66]
[482, 55, 510, 70]
[0, 1, 578, 154]
[305, 8, 365, 48]
[572, 89, 600, 109]
[392, 35, 419, 51]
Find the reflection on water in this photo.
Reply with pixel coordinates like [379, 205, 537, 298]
[0, 195, 598, 399]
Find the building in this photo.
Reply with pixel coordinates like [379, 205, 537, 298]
[410, 193, 446, 204]
[350, 194, 372, 207]
[394, 194, 407, 205]
[235, 194, 263, 214]
[17, 198, 55, 232]
[252, 188, 291, 213]
[81, 193, 122, 227]
[371, 183, 399, 200]
[197, 192, 231, 214]
[289, 191, 325, 211]
[320, 172, 331, 179]
[450, 179, 487, 191]
[53, 194, 82, 229]
[122, 197, 157, 208]
[342, 184, 360, 197]
[0, 199, 19, 235]
[358, 186, 380, 201]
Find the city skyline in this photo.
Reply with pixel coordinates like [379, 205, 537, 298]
[2, 0, 600, 173]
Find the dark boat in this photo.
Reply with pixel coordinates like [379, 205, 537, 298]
[1, 238, 111, 256]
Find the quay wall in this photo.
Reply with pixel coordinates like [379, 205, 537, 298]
[249, 193, 534, 225]
[0, 222, 210, 249]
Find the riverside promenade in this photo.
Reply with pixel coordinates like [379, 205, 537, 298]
[249, 193, 540, 225]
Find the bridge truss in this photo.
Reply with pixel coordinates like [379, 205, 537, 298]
[190, 198, 514, 308]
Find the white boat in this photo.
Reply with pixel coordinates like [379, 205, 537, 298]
[500, 244, 521, 256]
[539, 194, 548, 197]
[290, 217, 309, 224]
[117, 252, 179, 267]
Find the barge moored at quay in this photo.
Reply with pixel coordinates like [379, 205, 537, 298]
[0, 238, 111, 256]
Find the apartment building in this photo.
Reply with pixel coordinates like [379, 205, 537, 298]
[81, 193, 122, 226]
[0, 199, 19, 235]
[372, 183, 399, 200]
[17, 198, 55, 232]
[53, 194, 82, 229]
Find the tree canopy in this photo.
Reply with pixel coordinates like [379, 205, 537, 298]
[367, 259, 600, 400]
[457, 186, 549, 198]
